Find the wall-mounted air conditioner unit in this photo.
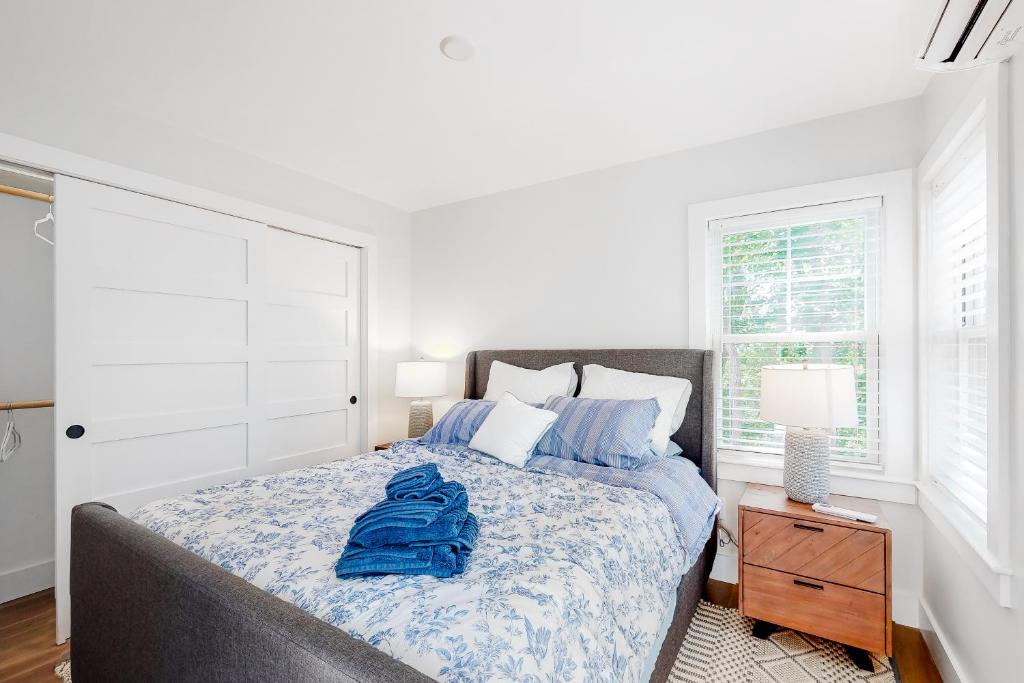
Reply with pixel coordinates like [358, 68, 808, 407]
[917, 0, 1023, 71]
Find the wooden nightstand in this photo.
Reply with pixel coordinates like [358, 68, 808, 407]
[374, 442, 393, 451]
[738, 484, 892, 668]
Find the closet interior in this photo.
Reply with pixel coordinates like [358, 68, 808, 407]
[0, 161, 56, 604]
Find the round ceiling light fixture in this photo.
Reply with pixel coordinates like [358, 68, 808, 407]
[440, 35, 474, 61]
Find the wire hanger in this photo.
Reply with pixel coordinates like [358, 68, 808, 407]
[0, 407, 22, 463]
[33, 206, 55, 246]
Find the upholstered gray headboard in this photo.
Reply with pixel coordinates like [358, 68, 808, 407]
[463, 349, 716, 492]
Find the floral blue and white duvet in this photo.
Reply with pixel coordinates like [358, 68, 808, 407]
[130, 439, 720, 682]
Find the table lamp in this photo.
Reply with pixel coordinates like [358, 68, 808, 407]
[395, 360, 447, 438]
[759, 363, 857, 503]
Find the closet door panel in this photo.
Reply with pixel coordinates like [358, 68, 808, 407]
[267, 300, 351, 346]
[90, 424, 249, 501]
[267, 227, 353, 296]
[88, 209, 248, 285]
[267, 359, 350, 401]
[264, 227, 360, 469]
[53, 176, 266, 643]
[90, 287, 248, 344]
[267, 409, 350, 465]
[91, 362, 248, 418]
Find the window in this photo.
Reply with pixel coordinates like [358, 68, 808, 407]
[709, 199, 881, 464]
[916, 65, 1010, 606]
[922, 117, 990, 523]
[689, 171, 915, 501]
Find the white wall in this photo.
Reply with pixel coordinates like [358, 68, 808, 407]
[412, 96, 923, 358]
[922, 68, 982, 148]
[0, 79, 413, 602]
[0, 194, 56, 602]
[410, 96, 926, 623]
[914, 60, 1024, 683]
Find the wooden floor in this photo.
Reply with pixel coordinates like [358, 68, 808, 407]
[0, 591, 68, 683]
[1, 583, 942, 683]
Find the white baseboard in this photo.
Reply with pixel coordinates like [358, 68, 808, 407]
[918, 598, 968, 683]
[0, 560, 54, 604]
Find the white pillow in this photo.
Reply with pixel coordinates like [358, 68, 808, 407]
[578, 364, 693, 456]
[482, 360, 577, 404]
[469, 393, 558, 467]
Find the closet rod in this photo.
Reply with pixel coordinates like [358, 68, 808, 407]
[1, 400, 55, 411]
[0, 184, 53, 203]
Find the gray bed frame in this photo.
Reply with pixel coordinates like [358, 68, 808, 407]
[70, 348, 716, 682]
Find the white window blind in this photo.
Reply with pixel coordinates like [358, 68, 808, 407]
[710, 197, 881, 463]
[924, 118, 989, 524]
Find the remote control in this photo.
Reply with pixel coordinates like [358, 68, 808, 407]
[812, 503, 878, 524]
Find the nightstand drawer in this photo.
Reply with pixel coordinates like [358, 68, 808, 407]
[742, 510, 886, 593]
[742, 564, 886, 653]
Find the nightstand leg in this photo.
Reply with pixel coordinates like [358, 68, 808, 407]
[751, 620, 778, 640]
[844, 645, 874, 672]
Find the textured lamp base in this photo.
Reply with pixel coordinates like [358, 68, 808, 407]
[407, 400, 434, 439]
[783, 427, 831, 504]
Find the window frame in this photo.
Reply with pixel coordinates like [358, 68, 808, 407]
[711, 197, 883, 465]
[688, 170, 916, 505]
[916, 64, 1011, 607]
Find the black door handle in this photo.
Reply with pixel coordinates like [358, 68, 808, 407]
[793, 523, 824, 532]
[349, 396, 358, 405]
[66, 425, 85, 439]
[793, 579, 824, 590]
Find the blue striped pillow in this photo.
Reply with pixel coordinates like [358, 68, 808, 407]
[419, 400, 495, 446]
[533, 395, 660, 469]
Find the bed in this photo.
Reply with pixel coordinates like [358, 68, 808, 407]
[69, 348, 718, 682]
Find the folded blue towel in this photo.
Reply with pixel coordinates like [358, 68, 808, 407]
[351, 505, 469, 549]
[355, 478, 466, 518]
[415, 480, 469, 507]
[450, 513, 476, 574]
[409, 511, 479, 553]
[353, 497, 448, 528]
[349, 477, 469, 550]
[336, 512, 480, 578]
[454, 548, 470, 574]
[335, 543, 459, 578]
[386, 463, 444, 500]
[337, 465, 478, 578]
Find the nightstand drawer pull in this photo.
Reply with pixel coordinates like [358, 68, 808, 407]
[793, 579, 824, 590]
[793, 523, 823, 532]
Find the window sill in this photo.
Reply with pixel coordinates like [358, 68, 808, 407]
[717, 449, 918, 504]
[917, 481, 1013, 608]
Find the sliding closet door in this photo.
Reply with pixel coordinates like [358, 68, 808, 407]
[265, 227, 361, 469]
[53, 177, 362, 642]
[53, 176, 264, 642]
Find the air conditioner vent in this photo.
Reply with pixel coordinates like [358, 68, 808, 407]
[916, 0, 1022, 71]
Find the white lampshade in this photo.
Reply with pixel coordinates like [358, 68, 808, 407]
[395, 361, 447, 398]
[759, 364, 857, 429]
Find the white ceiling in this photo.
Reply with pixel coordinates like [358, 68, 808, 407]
[1, 1, 935, 211]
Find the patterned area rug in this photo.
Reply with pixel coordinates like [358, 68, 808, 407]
[670, 601, 896, 683]
[54, 659, 71, 682]
[53, 601, 896, 682]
